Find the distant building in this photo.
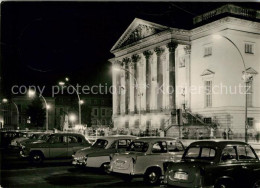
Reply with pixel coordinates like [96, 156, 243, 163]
[55, 95, 112, 130]
[110, 4, 260, 138]
[1, 96, 55, 130]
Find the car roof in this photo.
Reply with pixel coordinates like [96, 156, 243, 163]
[51, 133, 85, 137]
[189, 140, 250, 148]
[96, 135, 137, 141]
[134, 137, 177, 142]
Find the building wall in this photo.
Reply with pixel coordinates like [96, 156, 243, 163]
[190, 29, 260, 134]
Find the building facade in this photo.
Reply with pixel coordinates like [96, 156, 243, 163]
[110, 4, 260, 137]
[55, 95, 112, 130]
[1, 96, 55, 130]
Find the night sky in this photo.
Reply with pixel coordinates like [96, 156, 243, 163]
[1, 2, 258, 97]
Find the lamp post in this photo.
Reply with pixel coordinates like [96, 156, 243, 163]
[28, 90, 49, 131]
[113, 66, 142, 130]
[213, 34, 252, 143]
[59, 78, 83, 125]
[2, 98, 19, 129]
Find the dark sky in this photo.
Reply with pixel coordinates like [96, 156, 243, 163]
[1, 2, 258, 97]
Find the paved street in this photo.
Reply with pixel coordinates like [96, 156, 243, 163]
[0, 148, 158, 188]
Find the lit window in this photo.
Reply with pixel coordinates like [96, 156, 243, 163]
[205, 81, 212, 107]
[245, 43, 254, 54]
[204, 46, 212, 57]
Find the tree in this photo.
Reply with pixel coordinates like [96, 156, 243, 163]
[26, 97, 46, 129]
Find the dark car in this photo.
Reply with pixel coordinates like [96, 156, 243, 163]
[20, 133, 91, 164]
[164, 141, 260, 188]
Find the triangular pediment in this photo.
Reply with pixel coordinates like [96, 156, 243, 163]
[111, 18, 168, 52]
[201, 69, 215, 76]
[243, 67, 258, 75]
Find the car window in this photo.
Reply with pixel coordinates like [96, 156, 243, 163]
[68, 136, 78, 143]
[167, 140, 183, 152]
[237, 145, 257, 160]
[110, 141, 117, 149]
[49, 135, 66, 143]
[152, 141, 167, 153]
[185, 147, 200, 158]
[92, 139, 108, 149]
[118, 139, 128, 149]
[221, 146, 237, 162]
[126, 141, 149, 152]
[201, 148, 216, 159]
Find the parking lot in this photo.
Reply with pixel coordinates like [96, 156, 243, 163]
[0, 148, 157, 188]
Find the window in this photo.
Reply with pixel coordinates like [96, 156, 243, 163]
[185, 147, 200, 158]
[93, 108, 98, 116]
[204, 46, 212, 57]
[68, 136, 78, 143]
[101, 109, 105, 116]
[101, 100, 105, 105]
[118, 140, 128, 149]
[126, 141, 149, 152]
[221, 146, 237, 162]
[94, 100, 98, 105]
[247, 118, 254, 127]
[167, 140, 184, 152]
[205, 81, 212, 107]
[246, 81, 253, 107]
[152, 141, 167, 153]
[201, 148, 215, 158]
[134, 120, 139, 128]
[237, 145, 257, 160]
[125, 121, 129, 129]
[204, 118, 212, 124]
[245, 43, 254, 54]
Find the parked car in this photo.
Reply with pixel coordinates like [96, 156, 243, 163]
[164, 141, 260, 188]
[20, 133, 91, 164]
[19, 133, 51, 147]
[11, 132, 44, 148]
[1, 131, 28, 148]
[109, 137, 185, 185]
[72, 135, 136, 172]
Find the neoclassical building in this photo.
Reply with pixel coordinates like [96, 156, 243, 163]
[109, 4, 260, 138]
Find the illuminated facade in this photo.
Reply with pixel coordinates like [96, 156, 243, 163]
[110, 4, 260, 137]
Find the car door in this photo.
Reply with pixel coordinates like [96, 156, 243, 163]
[213, 146, 242, 184]
[67, 135, 87, 157]
[236, 145, 260, 187]
[49, 135, 68, 158]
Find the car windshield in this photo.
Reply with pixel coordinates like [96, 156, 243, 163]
[183, 147, 216, 161]
[92, 139, 108, 149]
[126, 141, 149, 152]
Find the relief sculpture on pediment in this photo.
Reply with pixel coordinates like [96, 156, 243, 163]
[119, 24, 160, 48]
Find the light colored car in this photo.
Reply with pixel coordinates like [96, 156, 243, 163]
[10, 132, 35, 147]
[19, 133, 51, 147]
[72, 135, 137, 172]
[109, 137, 185, 185]
[20, 133, 91, 164]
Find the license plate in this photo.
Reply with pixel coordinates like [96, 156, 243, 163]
[174, 172, 188, 180]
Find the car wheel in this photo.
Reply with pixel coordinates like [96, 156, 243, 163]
[30, 152, 44, 164]
[253, 180, 260, 188]
[101, 162, 111, 174]
[144, 168, 161, 185]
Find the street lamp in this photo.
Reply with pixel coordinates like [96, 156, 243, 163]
[58, 78, 83, 125]
[2, 98, 19, 129]
[28, 89, 49, 131]
[213, 34, 252, 142]
[113, 66, 142, 131]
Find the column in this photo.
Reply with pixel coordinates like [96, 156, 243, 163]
[167, 42, 178, 110]
[123, 57, 131, 114]
[154, 47, 165, 111]
[112, 62, 118, 116]
[131, 54, 141, 114]
[184, 45, 191, 109]
[143, 50, 153, 112]
[120, 62, 125, 114]
[116, 61, 121, 115]
[129, 62, 135, 113]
